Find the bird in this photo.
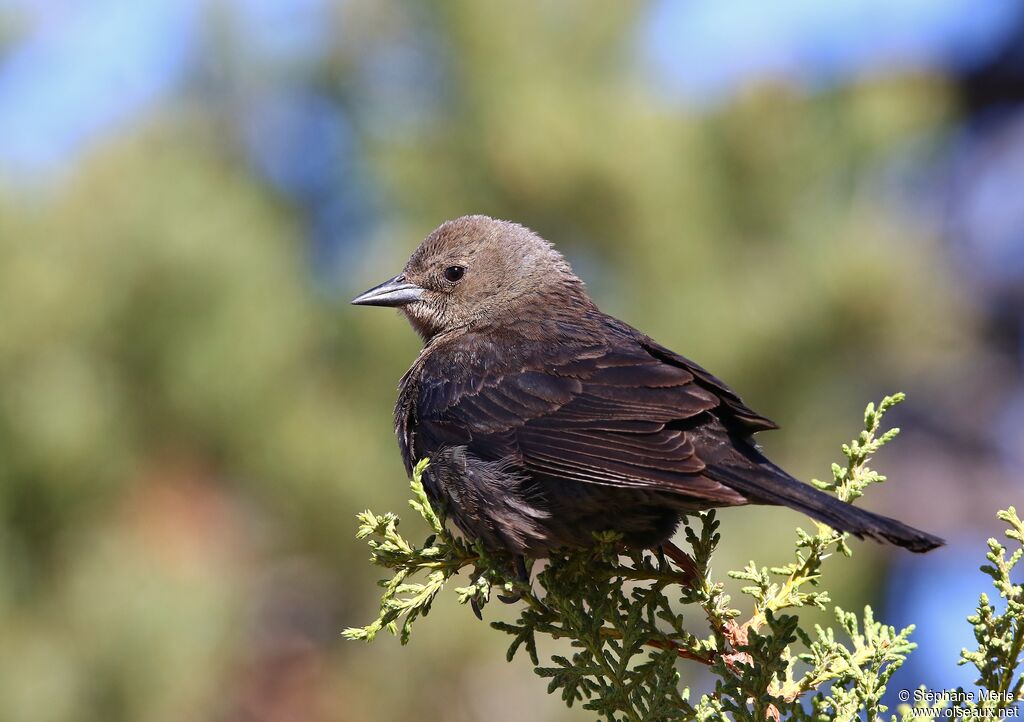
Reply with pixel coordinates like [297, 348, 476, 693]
[351, 215, 944, 558]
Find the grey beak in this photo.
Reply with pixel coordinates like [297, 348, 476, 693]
[350, 274, 425, 307]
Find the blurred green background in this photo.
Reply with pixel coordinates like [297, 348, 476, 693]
[1, 1, 1022, 720]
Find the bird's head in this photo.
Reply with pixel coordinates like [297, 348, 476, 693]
[351, 215, 588, 340]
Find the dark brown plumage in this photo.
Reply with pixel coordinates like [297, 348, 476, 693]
[352, 215, 944, 555]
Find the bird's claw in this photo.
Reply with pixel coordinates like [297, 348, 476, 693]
[497, 555, 533, 604]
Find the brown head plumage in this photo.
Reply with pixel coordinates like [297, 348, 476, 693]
[352, 215, 587, 340]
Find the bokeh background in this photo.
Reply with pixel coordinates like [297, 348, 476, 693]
[1, 1, 1022, 720]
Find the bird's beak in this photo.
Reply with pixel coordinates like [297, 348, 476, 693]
[350, 274, 425, 307]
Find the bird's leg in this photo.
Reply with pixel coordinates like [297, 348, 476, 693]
[658, 541, 700, 584]
[497, 555, 532, 604]
[654, 544, 668, 569]
[515, 555, 531, 584]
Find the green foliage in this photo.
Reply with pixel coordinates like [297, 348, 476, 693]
[950, 507, 1024, 713]
[890, 507, 1023, 721]
[348, 395, 1024, 720]
[0, 133, 365, 721]
[343, 459, 481, 644]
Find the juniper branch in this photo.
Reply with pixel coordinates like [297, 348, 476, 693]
[345, 395, 1022, 721]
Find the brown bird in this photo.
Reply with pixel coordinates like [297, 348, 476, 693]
[352, 215, 944, 558]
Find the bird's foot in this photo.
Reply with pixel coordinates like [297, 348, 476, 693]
[658, 541, 701, 584]
[497, 555, 533, 603]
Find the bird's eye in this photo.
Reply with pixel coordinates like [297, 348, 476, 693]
[444, 266, 466, 283]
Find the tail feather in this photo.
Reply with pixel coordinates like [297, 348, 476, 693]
[710, 461, 944, 553]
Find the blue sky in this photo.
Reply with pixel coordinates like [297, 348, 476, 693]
[0, 0, 201, 173]
[642, 0, 1017, 101]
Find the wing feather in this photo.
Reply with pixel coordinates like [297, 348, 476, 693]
[406, 325, 771, 504]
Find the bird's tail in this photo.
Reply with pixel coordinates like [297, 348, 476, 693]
[711, 460, 944, 553]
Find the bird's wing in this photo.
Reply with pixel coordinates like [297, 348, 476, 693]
[635, 334, 779, 432]
[412, 331, 761, 503]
